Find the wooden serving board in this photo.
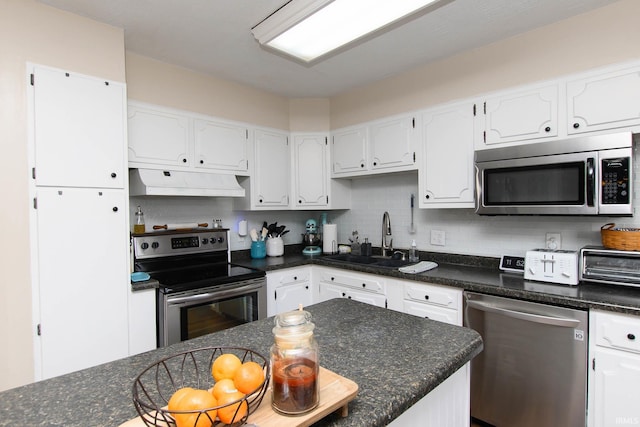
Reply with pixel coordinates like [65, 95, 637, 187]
[120, 367, 358, 427]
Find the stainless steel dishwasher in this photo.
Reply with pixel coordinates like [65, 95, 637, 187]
[463, 291, 588, 427]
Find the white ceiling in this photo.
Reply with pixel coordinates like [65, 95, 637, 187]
[38, 0, 620, 98]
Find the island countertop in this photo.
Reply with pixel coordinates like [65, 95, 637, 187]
[0, 298, 482, 427]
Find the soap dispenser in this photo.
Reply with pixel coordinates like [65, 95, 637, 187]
[409, 240, 419, 262]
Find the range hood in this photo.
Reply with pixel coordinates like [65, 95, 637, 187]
[129, 168, 245, 197]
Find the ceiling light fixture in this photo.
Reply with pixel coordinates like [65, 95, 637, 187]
[252, 0, 449, 65]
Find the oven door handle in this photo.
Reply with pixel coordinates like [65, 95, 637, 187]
[167, 282, 264, 305]
[465, 299, 580, 328]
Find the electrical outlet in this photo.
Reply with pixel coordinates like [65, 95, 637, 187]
[431, 230, 446, 246]
[545, 232, 562, 250]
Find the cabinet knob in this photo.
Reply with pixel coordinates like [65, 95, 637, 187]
[259, 199, 263, 203]
[331, 277, 335, 281]
[199, 160, 204, 164]
[305, 285, 309, 289]
[360, 163, 365, 168]
[628, 333, 636, 341]
[182, 158, 187, 163]
[110, 172, 117, 178]
[362, 283, 366, 288]
[293, 276, 297, 280]
[298, 200, 302, 204]
[112, 206, 118, 212]
[573, 123, 580, 129]
[544, 127, 551, 132]
[373, 162, 377, 166]
[424, 295, 430, 300]
[425, 194, 430, 200]
[341, 292, 346, 297]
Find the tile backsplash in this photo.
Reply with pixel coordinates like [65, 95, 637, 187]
[130, 140, 639, 258]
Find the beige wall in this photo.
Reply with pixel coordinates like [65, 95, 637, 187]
[125, 53, 290, 130]
[289, 98, 331, 132]
[0, 0, 126, 391]
[330, 0, 640, 128]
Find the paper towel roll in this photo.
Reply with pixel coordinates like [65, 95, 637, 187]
[323, 224, 338, 254]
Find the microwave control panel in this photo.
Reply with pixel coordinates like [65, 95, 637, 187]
[601, 157, 630, 205]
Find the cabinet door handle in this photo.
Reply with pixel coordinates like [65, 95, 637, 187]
[424, 295, 430, 300]
[341, 292, 346, 297]
[360, 163, 365, 168]
[182, 158, 187, 163]
[305, 285, 309, 289]
[544, 127, 551, 132]
[199, 160, 204, 164]
[331, 277, 335, 281]
[110, 172, 117, 178]
[573, 123, 580, 129]
[362, 283, 366, 288]
[293, 276, 297, 280]
[628, 333, 636, 341]
[112, 206, 118, 212]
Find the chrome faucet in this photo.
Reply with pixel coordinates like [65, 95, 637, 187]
[381, 211, 393, 257]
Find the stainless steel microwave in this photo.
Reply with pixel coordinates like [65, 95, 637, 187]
[474, 132, 633, 216]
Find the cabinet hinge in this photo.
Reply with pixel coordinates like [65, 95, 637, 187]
[245, 129, 249, 139]
[326, 195, 329, 204]
[65, 72, 70, 77]
[37, 324, 41, 336]
[473, 104, 476, 116]
[32, 167, 36, 180]
[592, 358, 596, 371]
[274, 290, 277, 300]
[33, 197, 37, 209]
[286, 136, 289, 146]
[413, 152, 416, 162]
[325, 137, 328, 145]
[385, 300, 388, 309]
[483, 130, 486, 143]
[104, 81, 109, 86]
[483, 101, 486, 114]
[412, 117, 415, 128]
[30, 73, 35, 86]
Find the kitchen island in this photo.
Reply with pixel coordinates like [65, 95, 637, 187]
[0, 298, 482, 427]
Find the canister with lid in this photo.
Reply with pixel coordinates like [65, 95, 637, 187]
[270, 308, 319, 415]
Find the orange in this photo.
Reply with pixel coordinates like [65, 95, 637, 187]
[211, 353, 242, 382]
[216, 390, 248, 424]
[233, 361, 265, 394]
[211, 378, 237, 401]
[168, 388, 217, 427]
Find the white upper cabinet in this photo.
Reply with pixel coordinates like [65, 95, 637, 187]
[331, 114, 417, 177]
[369, 115, 416, 171]
[193, 118, 249, 173]
[127, 101, 249, 175]
[32, 66, 126, 188]
[293, 134, 329, 208]
[236, 128, 290, 210]
[567, 64, 640, 135]
[420, 101, 475, 208]
[480, 83, 559, 146]
[331, 126, 367, 175]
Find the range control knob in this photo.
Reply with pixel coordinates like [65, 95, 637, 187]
[151, 242, 159, 249]
[218, 237, 225, 244]
[141, 242, 149, 250]
[202, 238, 209, 245]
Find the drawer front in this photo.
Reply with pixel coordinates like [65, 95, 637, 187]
[277, 268, 310, 285]
[318, 270, 385, 294]
[404, 283, 460, 309]
[594, 311, 640, 354]
[403, 301, 460, 326]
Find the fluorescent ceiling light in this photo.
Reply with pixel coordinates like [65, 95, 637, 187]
[252, 0, 447, 65]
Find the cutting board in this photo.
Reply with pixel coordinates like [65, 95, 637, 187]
[120, 367, 358, 427]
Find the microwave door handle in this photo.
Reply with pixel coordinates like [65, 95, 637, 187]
[586, 158, 595, 207]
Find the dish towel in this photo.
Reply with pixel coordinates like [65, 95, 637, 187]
[398, 261, 438, 274]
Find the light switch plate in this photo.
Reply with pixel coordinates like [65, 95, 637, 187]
[430, 230, 446, 246]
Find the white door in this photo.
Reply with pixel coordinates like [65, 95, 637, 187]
[127, 103, 191, 167]
[421, 102, 475, 208]
[33, 66, 125, 188]
[34, 187, 129, 379]
[293, 134, 328, 208]
[254, 129, 290, 207]
[482, 84, 558, 145]
[194, 119, 248, 172]
[369, 115, 416, 171]
[331, 127, 367, 175]
[567, 66, 640, 135]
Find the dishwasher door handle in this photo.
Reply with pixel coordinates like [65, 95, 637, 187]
[466, 299, 581, 328]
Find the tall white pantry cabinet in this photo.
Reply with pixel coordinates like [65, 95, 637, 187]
[28, 64, 131, 380]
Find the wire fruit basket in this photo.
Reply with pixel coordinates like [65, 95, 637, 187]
[132, 346, 270, 427]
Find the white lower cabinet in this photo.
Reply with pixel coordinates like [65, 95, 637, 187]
[387, 278, 462, 326]
[315, 267, 387, 308]
[266, 267, 314, 316]
[588, 310, 640, 427]
[128, 288, 157, 355]
[389, 364, 470, 427]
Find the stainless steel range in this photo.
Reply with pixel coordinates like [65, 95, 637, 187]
[132, 229, 266, 347]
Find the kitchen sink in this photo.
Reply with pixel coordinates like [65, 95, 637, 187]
[325, 254, 413, 268]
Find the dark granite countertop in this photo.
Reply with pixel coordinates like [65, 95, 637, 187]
[227, 247, 640, 316]
[0, 299, 482, 427]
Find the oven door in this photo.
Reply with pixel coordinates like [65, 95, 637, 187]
[475, 151, 596, 215]
[158, 277, 266, 347]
